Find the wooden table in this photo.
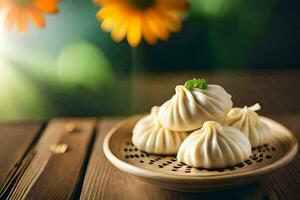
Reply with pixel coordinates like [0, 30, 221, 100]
[0, 71, 299, 200]
[0, 117, 299, 200]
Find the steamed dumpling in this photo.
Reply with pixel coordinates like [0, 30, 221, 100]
[177, 121, 251, 168]
[158, 85, 233, 131]
[224, 103, 271, 148]
[132, 106, 189, 155]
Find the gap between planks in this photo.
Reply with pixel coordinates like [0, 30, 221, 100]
[7, 118, 97, 200]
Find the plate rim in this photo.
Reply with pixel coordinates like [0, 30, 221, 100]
[103, 115, 299, 182]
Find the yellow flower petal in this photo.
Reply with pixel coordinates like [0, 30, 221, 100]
[141, 15, 157, 45]
[111, 16, 128, 42]
[101, 15, 115, 32]
[96, 4, 121, 20]
[1, 0, 60, 33]
[158, 10, 182, 32]
[33, 0, 59, 14]
[127, 14, 142, 47]
[5, 7, 18, 31]
[95, 0, 188, 46]
[17, 10, 28, 33]
[145, 10, 169, 41]
[29, 8, 45, 29]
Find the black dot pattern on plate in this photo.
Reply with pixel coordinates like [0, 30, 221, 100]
[123, 142, 276, 173]
[266, 155, 272, 159]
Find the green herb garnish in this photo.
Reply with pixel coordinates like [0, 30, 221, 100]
[184, 78, 208, 90]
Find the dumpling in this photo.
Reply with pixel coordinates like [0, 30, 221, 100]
[224, 103, 271, 147]
[177, 121, 251, 168]
[132, 106, 189, 155]
[158, 82, 233, 131]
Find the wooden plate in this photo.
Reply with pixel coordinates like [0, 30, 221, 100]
[103, 116, 298, 192]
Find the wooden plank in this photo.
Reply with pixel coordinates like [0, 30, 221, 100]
[80, 116, 299, 200]
[80, 119, 122, 200]
[0, 122, 43, 197]
[7, 119, 96, 200]
[79, 119, 209, 199]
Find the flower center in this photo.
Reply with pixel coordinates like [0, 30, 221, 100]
[130, 0, 156, 9]
[13, 0, 31, 5]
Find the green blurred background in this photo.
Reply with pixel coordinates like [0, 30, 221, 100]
[0, 0, 299, 120]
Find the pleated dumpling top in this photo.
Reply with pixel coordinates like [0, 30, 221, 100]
[224, 103, 271, 148]
[132, 106, 189, 155]
[177, 121, 251, 168]
[158, 84, 233, 131]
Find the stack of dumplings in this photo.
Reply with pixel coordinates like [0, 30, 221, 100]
[158, 84, 233, 131]
[132, 78, 272, 169]
[132, 107, 189, 155]
[224, 103, 271, 148]
[177, 121, 251, 168]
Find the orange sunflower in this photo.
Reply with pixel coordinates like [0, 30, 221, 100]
[0, 0, 59, 33]
[95, 0, 189, 47]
